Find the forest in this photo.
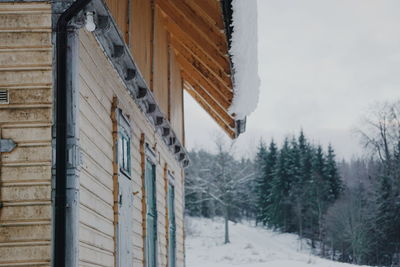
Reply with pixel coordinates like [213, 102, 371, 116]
[185, 101, 400, 266]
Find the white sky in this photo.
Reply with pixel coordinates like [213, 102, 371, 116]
[184, 0, 400, 160]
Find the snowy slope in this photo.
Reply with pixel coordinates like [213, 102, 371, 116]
[185, 217, 368, 267]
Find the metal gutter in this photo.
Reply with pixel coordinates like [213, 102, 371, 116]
[54, 1, 91, 266]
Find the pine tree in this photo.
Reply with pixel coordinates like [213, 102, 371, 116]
[267, 138, 293, 231]
[324, 144, 342, 202]
[254, 141, 268, 224]
[298, 131, 314, 238]
[289, 136, 305, 235]
[309, 145, 328, 245]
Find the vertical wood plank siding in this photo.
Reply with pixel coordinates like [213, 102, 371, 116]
[78, 30, 185, 267]
[105, 0, 130, 43]
[0, 3, 52, 267]
[130, 0, 152, 86]
[153, 7, 169, 117]
[170, 50, 184, 142]
[105, 0, 184, 139]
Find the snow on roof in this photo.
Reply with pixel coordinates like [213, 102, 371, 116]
[228, 0, 260, 120]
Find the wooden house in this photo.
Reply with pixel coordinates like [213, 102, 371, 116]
[0, 0, 258, 266]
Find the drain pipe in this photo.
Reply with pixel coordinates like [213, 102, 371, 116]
[55, 1, 91, 266]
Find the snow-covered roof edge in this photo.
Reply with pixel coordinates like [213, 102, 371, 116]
[228, 0, 260, 120]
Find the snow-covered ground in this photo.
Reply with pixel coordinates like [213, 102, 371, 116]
[185, 217, 368, 267]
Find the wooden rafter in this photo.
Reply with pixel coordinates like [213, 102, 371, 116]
[184, 0, 225, 30]
[158, 0, 226, 55]
[176, 53, 231, 109]
[172, 42, 233, 103]
[184, 82, 236, 139]
[170, 36, 232, 91]
[182, 71, 235, 128]
[167, 23, 230, 74]
[157, 0, 229, 72]
[169, 0, 228, 52]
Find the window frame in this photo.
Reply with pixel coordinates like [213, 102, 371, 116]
[145, 143, 158, 267]
[167, 172, 176, 267]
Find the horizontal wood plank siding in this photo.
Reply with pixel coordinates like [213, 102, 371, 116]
[0, 3, 52, 267]
[79, 30, 185, 267]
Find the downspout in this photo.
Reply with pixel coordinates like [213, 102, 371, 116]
[54, 0, 91, 266]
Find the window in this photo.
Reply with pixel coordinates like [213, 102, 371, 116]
[118, 133, 131, 176]
[168, 179, 176, 267]
[145, 154, 157, 267]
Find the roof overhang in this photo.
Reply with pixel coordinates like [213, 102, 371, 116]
[157, 0, 246, 139]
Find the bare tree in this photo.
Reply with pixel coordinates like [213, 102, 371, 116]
[185, 135, 255, 244]
[357, 100, 400, 171]
[324, 186, 376, 264]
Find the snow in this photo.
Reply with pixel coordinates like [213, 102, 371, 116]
[229, 0, 261, 119]
[185, 217, 369, 267]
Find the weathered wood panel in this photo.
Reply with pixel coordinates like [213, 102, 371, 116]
[130, 0, 152, 86]
[79, 30, 185, 267]
[104, 0, 129, 42]
[79, 42, 115, 266]
[0, 3, 52, 267]
[153, 7, 169, 116]
[170, 50, 184, 142]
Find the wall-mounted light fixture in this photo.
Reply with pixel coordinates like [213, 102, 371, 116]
[85, 12, 96, 32]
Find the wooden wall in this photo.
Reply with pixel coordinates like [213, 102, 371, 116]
[0, 2, 53, 266]
[105, 0, 185, 143]
[170, 49, 184, 143]
[78, 30, 185, 267]
[153, 7, 169, 117]
[129, 0, 152, 86]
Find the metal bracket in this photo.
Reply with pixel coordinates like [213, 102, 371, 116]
[0, 139, 16, 153]
[66, 143, 81, 169]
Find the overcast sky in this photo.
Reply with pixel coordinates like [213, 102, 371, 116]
[184, 0, 400, 160]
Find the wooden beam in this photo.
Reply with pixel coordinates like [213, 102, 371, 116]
[150, 0, 156, 91]
[176, 53, 231, 110]
[157, 0, 230, 72]
[182, 72, 235, 128]
[175, 48, 233, 101]
[167, 22, 230, 75]
[169, 0, 228, 52]
[158, 0, 227, 55]
[170, 36, 232, 90]
[184, 82, 236, 139]
[184, 0, 225, 30]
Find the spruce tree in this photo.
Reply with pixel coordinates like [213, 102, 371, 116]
[298, 131, 314, 238]
[268, 138, 293, 231]
[309, 145, 328, 245]
[324, 144, 342, 201]
[254, 141, 268, 224]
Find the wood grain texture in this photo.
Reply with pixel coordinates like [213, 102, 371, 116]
[78, 30, 185, 267]
[153, 7, 169, 116]
[103, 0, 236, 139]
[169, 50, 184, 142]
[130, 0, 152, 86]
[0, 3, 52, 267]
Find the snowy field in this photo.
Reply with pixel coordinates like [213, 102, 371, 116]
[185, 217, 368, 267]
